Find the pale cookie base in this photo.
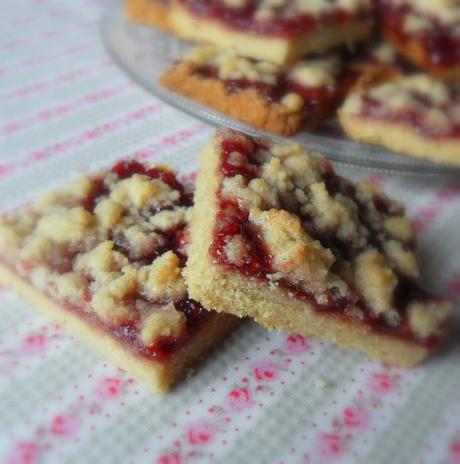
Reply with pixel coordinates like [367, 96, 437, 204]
[383, 30, 460, 81]
[169, 3, 372, 65]
[124, 0, 171, 32]
[338, 111, 460, 166]
[184, 140, 429, 367]
[161, 62, 302, 136]
[0, 261, 240, 393]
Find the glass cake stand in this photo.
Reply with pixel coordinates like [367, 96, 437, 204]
[100, 1, 460, 176]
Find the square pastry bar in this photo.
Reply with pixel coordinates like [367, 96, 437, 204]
[185, 128, 452, 367]
[0, 160, 239, 393]
[169, 0, 373, 65]
[339, 74, 460, 165]
[161, 46, 342, 136]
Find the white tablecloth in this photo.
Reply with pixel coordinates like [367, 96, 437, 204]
[1, 1, 459, 463]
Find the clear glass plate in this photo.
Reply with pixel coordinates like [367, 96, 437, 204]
[100, 1, 460, 176]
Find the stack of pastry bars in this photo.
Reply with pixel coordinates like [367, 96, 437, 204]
[125, 0, 460, 166]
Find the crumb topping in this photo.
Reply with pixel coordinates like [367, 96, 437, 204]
[139, 251, 188, 301]
[0, 161, 203, 362]
[371, 42, 399, 64]
[186, 46, 280, 85]
[408, 300, 453, 340]
[354, 249, 399, 322]
[289, 57, 339, 89]
[249, 207, 337, 295]
[140, 303, 186, 345]
[211, 129, 452, 343]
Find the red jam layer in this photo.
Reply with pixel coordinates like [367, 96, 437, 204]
[360, 94, 460, 140]
[210, 137, 442, 347]
[373, 0, 460, 70]
[179, 0, 369, 37]
[194, 64, 339, 127]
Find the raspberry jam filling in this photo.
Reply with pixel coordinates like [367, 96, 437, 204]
[193, 64, 338, 126]
[179, 0, 369, 37]
[210, 138, 442, 347]
[17, 161, 208, 363]
[360, 93, 460, 140]
[374, 0, 460, 70]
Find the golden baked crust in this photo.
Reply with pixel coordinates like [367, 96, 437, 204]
[161, 61, 302, 136]
[0, 161, 239, 393]
[338, 74, 460, 165]
[124, 0, 171, 32]
[169, 1, 372, 65]
[184, 129, 452, 367]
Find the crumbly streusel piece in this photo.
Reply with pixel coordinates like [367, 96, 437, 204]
[185, 128, 452, 366]
[339, 74, 460, 165]
[0, 160, 239, 393]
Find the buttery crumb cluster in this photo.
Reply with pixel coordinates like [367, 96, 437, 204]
[342, 75, 460, 138]
[0, 161, 200, 357]
[212, 130, 451, 341]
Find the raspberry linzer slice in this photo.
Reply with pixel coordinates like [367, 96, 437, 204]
[161, 46, 342, 136]
[0, 160, 239, 393]
[185, 128, 452, 366]
[339, 74, 460, 165]
[374, 0, 460, 80]
[124, 0, 172, 32]
[169, 0, 373, 65]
